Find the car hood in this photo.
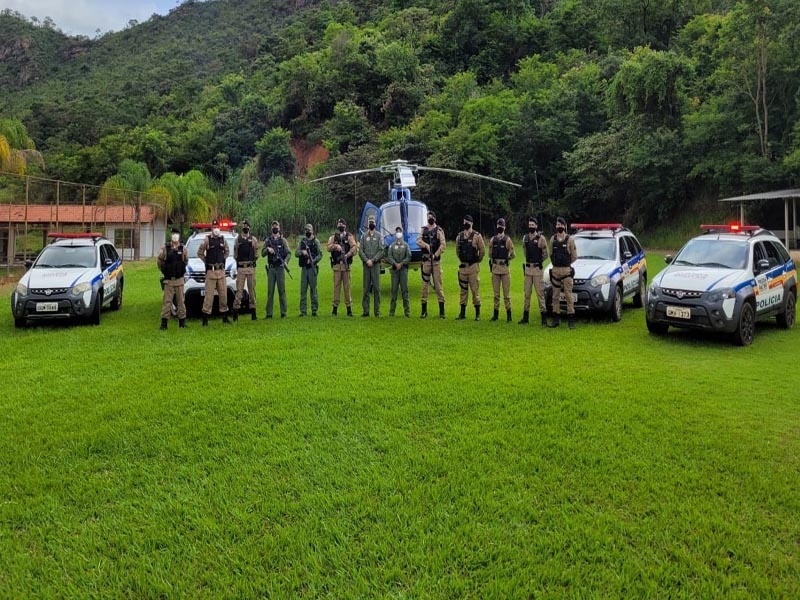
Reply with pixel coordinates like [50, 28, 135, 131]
[186, 256, 236, 274]
[22, 267, 95, 289]
[654, 266, 748, 292]
[546, 259, 619, 279]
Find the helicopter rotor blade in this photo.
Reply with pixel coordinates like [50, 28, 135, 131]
[415, 166, 521, 188]
[309, 167, 384, 183]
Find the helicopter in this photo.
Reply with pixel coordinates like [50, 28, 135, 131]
[310, 159, 521, 267]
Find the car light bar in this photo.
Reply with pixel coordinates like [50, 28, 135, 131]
[700, 223, 760, 233]
[191, 221, 237, 230]
[47, 232, 103, 239]
[571, 223, 623, 230]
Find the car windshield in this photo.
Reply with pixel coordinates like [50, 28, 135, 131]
[673, 239, 748, 269]
[35, 245, 96, 268]
[186, 235, 236, 261]
[574, 237, 616, 261]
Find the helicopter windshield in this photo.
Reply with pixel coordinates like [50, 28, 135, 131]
[381, 203, 402, 235]
[406, 203, 426, 234]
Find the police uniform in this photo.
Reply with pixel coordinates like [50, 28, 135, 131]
[549, 217, 578, 329]
[454, 214, 485, 321]
[232, 220, 258, 321]
[296, 223, 322, 316]
[489, 218, 515, 321]
[327, 218, 358, 316]
[416, 211, 446, 318]
[261, 220, 291, 318]
[385, 226, 411, 317]
[157, 227, 188, 329]
[519, 217, 549, 326]
[198, 219, 230, 326]
[358, 216, 384, 317]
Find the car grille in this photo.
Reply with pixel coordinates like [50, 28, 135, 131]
[662, 288, 703, 299]
[188, 273, 206, 283]
[31, 287, 69, 296]
[573, 278, 587, 285]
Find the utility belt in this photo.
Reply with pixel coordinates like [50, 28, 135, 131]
[238, 261, 255, 268]
[491, 259, 508, 266]
[524, 262, 542, 269]
[268, 262, 284, 269]
[459, 261, 477, 268]
[302, 263, 318, 269]
[206, 263, 225, 271]
[425, 255, 441, 262]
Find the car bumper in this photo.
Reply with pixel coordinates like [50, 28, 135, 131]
[645, 295, 742, 333]
[12, 293, 97, 320]
[545, 283, 615, 313]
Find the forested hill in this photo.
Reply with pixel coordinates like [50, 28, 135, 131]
[2, 0, 800, 231]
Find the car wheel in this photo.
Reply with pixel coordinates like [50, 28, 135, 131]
[610, 285, 623, 322]
[89, 291, 103, 326]
[14, 317, 26, 329]
[646, 318, 668, 335]
[633, 273, 646, 308]
[776, 289, 796, 329]
[732, 301, 755, 346]
[110, 278, 123, 310]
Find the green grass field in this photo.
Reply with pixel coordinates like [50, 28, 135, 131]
[2, 248, 799, 598]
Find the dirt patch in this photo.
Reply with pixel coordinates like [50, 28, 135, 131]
[291, 140, 329, 177]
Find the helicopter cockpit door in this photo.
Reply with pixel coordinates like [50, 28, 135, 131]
[359, 202, 381, 238]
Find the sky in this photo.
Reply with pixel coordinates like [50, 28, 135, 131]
[0, 0, 183, 37]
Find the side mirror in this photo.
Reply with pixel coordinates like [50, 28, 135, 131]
[25, 259, 33, 271]
[664, 255, 674, 264]
[756, 258, 769, 273]
[623, 251, 632, 261]
[105, 258, 113, 267]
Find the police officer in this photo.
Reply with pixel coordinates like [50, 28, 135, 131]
[454, 214, 485, 321]
[157, 227, 188, 330]
[261, 220, 291, 319]
[549, 216, 578, 329]
[519, 216, 549, 326]
[385, 226, 411, 317]
[416, 210, 446, 318]
[488, 217, 516, 322]
[198, 219, 231, 326]
[327, 218, 357, 316]
[358, 215, 384, 317]
[296, 223, 322, 316]
[232, 219, 258, 321]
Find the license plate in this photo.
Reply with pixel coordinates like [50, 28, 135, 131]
[666, 305, 691, 319]
[36, 302, 59, 312]
[559, 293, 578, 303]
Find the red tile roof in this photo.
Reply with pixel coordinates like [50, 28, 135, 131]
[0, 203, 161, 224]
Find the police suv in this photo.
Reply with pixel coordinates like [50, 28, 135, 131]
[181, 222, 240, 315]
[544, 223, 647, 321]
[11, 232, 123, 328]
[646, 224, 797, 346]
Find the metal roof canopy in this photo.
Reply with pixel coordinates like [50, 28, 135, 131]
[718, 188, 800, 249]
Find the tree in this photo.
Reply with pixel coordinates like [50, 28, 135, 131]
[255, 128, 295, 182]
[0, 119, 43, 175]
[156, 170, 215, 237]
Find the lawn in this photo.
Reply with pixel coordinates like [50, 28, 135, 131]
[2, 248, 798, 598]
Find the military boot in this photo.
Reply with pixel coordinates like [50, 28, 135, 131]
[541, 312, 548, 327]
[420, 302, 427, 318]
[346, 306, 353, 317]
[456, 305, 467, 320]
[222, 313, 230, 324]
[332, 305, 338, 316]
[548, 314, 560, 328]
[179, 319, 187, 328]
[506, 309, 512, 322]
[518, 311, 529, 325]
[475, 305, 481, 321]
[202, 315, 209, 327]
[439, 302, 445, 319]
[568, 314, 575, 330]
[232, 309, 238, 322]
[490, 309, 499, 322]
[160, 318, 168, 330]
[251, 308, 258, 320]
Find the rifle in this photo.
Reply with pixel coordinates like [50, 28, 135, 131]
[276, 253, 293, 280]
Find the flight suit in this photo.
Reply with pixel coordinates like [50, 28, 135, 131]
[385, 237, 411, 317]
[358, 226, 384, 317]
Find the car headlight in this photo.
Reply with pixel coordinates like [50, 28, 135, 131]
[16, 283, 28, 296]
[648, 282, 661, 298]
[590, 274, 610, 287]
[707, 288, 735, 303]
[71, 282, 92, 295]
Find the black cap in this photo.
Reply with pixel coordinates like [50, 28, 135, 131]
[496, 218, 506, 227]
[463, 214, 473, 224]
[212, 219, 219, 226]
[556, 217, 567, 227]
[171, 227, 180, 234]
[242, 219, 250, 227]
[337, 218, 346, 226]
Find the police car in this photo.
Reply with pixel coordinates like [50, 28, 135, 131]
[646, 224, 797, 345]
[11, 232, 123, 328]
[544, 223, 647, 321]
[181, 222, 241, 315]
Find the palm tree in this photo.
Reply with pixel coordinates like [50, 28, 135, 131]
[0, 118, 43, 175]
[157, 170, 215, 237]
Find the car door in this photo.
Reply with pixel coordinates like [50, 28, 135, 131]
[754, 240, 785, 314]
[100, 244, 118, 301]
[359, 202, 381, 239]
[619, 236, 638, 297]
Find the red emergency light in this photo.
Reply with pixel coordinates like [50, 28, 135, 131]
[700, 223, 760, 233]
[191, 221, 237, 230]
[571, 223, 623, 230]
[47, 232, 103, 239]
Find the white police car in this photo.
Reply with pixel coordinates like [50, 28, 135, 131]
[646, 224, 797, 345]
[544, 223, 647, 321]
[181, 222, 240, 315]
[11, 232, 123, 328]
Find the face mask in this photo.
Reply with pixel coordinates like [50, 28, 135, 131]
[427, 218, 435, 225]
[338, 226, 345, 233]
[272, 227, 279, 234]
[305, 231, 312, 238]
[395, 232, 403, 240]
[171, 233, 180, 243]
[242, 227, 250, 235]
[463, 222, 471, 230]
[368, 223, 375, 231]
[497, 227, 504, 234]
[528, 226, 537, 233]
[556, 226, 565, 233]
[212, 228, 220, 237]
